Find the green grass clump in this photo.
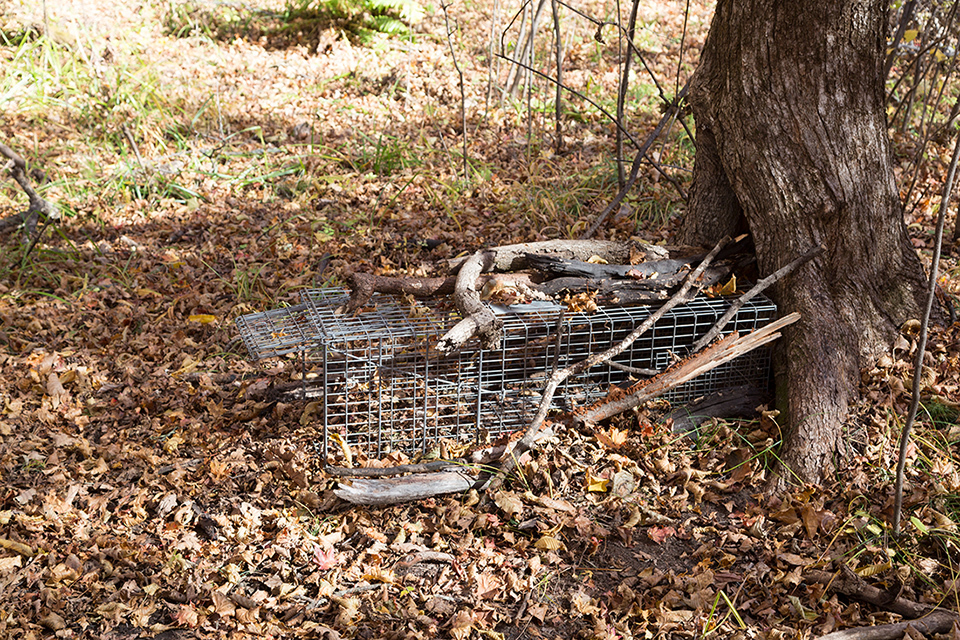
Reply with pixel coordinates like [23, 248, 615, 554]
[165, 0, 423, 48]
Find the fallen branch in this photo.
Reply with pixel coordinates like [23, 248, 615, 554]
[334, 470, 475, 505]
[807, 567, 960, 639]
[690, 244, 824, 353]
[445, 238, 668, 273]
[344, 272, 543, 313]
[0, 143, 59, 237]
[535, 265, 732, 302]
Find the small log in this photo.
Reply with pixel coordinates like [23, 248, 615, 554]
[438, 249, 501, 352]
[345, 273, 455, 313]
[437, 239, 669, 352]
[536, 265, 732, 304]
[344, 272, 543, 313]
[525, 253, 696, 280]
[333, 470, 475, 505]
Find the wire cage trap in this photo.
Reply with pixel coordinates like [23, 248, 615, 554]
[236, 288, 778, 457]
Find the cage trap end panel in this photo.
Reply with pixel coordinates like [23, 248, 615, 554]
[236, 288, 777, 457]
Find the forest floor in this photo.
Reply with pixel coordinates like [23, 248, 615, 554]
[1, 0, 960, 638]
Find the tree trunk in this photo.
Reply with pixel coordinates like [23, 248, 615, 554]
[681, 0, 932, 485]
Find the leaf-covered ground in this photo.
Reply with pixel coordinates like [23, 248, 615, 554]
[1, 0, 960, 638]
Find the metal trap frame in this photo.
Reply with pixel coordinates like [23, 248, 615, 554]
[236, 288, 777, 457]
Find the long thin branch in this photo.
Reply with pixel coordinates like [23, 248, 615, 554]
[690, 244, 824, 353]
[893, 90, 957, 535]
[440, 0, 469, 183]
[616, 0, 641, 188]
[581, 83, 689, 239]
[492, 54, 688, 203]
[575, 312, 799, 424]
[554, 0, 669, 103]
[551, 0, 563, 154]
[482, 235, 731, 492]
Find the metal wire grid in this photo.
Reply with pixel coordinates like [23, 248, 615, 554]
[235, 288, 777, 457]
[234, 303, 322, 360]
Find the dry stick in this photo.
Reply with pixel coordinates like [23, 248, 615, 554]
[893, 105, 958, 536]
[437, 249, 501, 353]
[581, 83, 688, 239]
[807, 567, 960, 640]
[440, 0, 469, 183]
[122, 124, 147, 174]
[550, 0, 563, 154]
[481, 235, 732, 492]
[674, 0, 691, 99]
[0, 143, 58, 236]
[577, 312, 800, 424]
[500, 1, 528, 100]
[326, 460, 472, 478]
[615, 0, 641, 188]
[484, 0, 501, 113]
[905, 78, 960, 216]
[690, 244, 824, 353]
[890, 3, 959, 131]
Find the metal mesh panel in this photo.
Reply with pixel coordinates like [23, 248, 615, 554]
[236, 288, 778, 456]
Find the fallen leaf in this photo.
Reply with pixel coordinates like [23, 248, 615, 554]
[595, 426, 628, 450]
[647, 526, 676, 545]
[40, 612, 66, 631]
[494, 491, 523, 519]
[475, 571, 502, 599]
[534, 535, 564, 551]
[172, 603, 199, 627]
[587, 472, 609, 492]
[210, 591, 236, 617]
[188, 314, 217, 324]
[570, 590, 600, 616]
[450, 610, 474, 640]
[0, 538, 34, 557]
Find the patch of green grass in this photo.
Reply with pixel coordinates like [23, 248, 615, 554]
[341, 132, 421, 177]
[165, 0, 423, 48]
[3, 34, 175, 138]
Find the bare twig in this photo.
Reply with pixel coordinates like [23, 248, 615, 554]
[440, 0, 469, 183]
[122, 125, 147, 173]
[615, 0, 641, 188]
[806, 566, 959, 639]
[690, 244, 824, 353]
[581, 83, 688, 239]
[550, 0, 563, 154]
[884, 0, 917, 79]
[893, 94, 956, 535]
[0, 143, 59, 238]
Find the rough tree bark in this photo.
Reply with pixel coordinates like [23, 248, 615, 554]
[681, 0, 933, 485]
